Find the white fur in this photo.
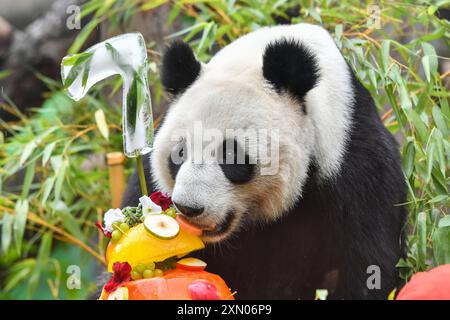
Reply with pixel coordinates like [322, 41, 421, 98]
[206, 23, 354, 178]
[152, 23, 354, 241]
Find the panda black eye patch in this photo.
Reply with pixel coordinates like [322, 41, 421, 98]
[218, 139, 255, 184]
[168, 141, 187, 180]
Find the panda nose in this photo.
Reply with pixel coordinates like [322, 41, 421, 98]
[173, 202, 204, 218]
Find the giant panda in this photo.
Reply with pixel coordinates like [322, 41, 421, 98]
[122, 23, 407, 299]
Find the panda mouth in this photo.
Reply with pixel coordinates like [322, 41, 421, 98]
[179, 210, 236, 239]
[202, 210, 236, 238]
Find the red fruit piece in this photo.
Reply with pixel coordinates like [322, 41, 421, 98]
[188, 280, 220, 300]
[176, 257, 207, 271]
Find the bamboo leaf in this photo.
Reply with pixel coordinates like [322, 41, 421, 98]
[438, 216, 450, 228]
[63, 53, 93, 89]
[53, 158, 68, 204]
[432, 226, 450, 265]
[68, 19, 100, 54]
[126, 74, 139, 134]
[21, 160, 36, 199]
[1, 214, 13, 253]
[411, 26, 445, 44]
[417, 212, 427, 269]
[42, 142, 57, 166]
[421, 55, 431, 82]
[165, 22, 207, 40]
[415, 88, 429, 114]
[94, 109, 109, 140]
[4, 258, 37, 292]
[425, 142, 435, 182]
[402, 141, 415, 178]
[62, 52, 93, 66]
[421, 43, 438, 76]
[81, 57, 92, 89]
[309, 8, 322, 23]
[380, 40, 391, 72]
[431, 167, 447, 195]
[41, 176, 55, 205]
[399, 80, 412, 110]
[335, 24, 343, 42]
[94, 0, 115, 17]
[20, 141, 37, 166]
[432, 105, 448, 137]
[433, 130, 446, 176]
[13, 199, 29, 254]
[167, 4, 182, 25]
[197, 22, 214, 54]
[141, 0, 167, 11]
[4, 267, 33, 292]
[367, 69, 377, 91]
[105, 42, 121, 65]
[405, 109, 428, 142]
[28, 233, 52, 298]
[428, 194, 448, 204]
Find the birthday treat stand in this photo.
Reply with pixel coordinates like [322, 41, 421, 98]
[61, 33, 234, 300]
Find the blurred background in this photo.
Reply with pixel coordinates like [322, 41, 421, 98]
[0, 0, 449, 299]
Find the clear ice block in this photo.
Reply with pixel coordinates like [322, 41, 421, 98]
[61, 32, 153, 157]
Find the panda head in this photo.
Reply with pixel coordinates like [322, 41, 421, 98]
[152, 25, 353, 242]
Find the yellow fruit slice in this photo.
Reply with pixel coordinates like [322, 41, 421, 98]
[106, 223, 204, 272]
[98, 288, 107, 300]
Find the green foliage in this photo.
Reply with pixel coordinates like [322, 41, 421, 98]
[1, 0, 449, 299]
[1, 80, 126, 299]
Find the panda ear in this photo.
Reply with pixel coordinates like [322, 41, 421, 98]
[262, 38, 320, 105]
[161, 41, 201, 96]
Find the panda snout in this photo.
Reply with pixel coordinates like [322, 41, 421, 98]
[173, 202, 204, 218]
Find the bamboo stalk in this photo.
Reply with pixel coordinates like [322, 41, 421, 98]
[136, 155, 148, 196]
[106, 152, 126, 208]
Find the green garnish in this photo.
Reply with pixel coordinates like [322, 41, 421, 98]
[153, 269, 164, 277]
[119, 222, 130, 232]
[111, 230, 122, 243]
[142, 270, 154, 278]
[131, 271, 142, 280]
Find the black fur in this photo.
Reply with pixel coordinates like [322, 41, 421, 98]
[263, 38, 320, 112]
[161, 41, 201, 96]
[219, 139, 255, 184]
[122, 59, 407, 300]
[168, 142, 186, 180]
